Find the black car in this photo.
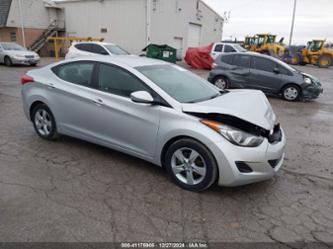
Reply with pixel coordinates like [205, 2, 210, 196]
[208, 52, 323, 101]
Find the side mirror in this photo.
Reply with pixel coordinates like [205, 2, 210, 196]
[273, 67, 280, 74]
[130, 91, 154, 104]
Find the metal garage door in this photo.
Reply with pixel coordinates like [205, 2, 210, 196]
[187, 23, 201, 48]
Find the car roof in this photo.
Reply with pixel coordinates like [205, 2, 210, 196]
[67, 55, 169, 68]
[73, 41, 116, 46]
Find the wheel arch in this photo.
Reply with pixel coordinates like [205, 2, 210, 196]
[160, 135, 220, 186]
[160, 135, 219, 171]
[29, 100, 47, 120]
[280, 83, 302, 94]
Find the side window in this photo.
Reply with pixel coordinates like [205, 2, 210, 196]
[214, 44, 223, 52]
[74, 43, 88, 51]
[233, 55, 250, 68]
[90, 44, 108, 55]
[252, 57, 277, 73]
[278, 65, 291, 75]
[220, 54, 234, 65]
[224, 45, 236, 53]
[53, 62, 95, 87]
[98, 63, 151, 97]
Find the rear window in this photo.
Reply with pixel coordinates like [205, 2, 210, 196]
[52, 62, 95, 87]
[214, 44, 223, 52]
[220, 54, 234, 65]
[233, 55, 250, 68]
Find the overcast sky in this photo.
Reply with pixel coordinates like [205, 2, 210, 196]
[203, 0, 333, 45]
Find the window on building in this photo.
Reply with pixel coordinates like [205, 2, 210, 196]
[52, 62, 95, 87]
[10, 32, 17, 42]
[98, 63, 151, 97]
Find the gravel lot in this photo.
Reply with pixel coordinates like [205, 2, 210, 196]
[0, 58, 332, 247]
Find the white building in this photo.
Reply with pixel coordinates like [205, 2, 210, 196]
[55, 0, 224, 55]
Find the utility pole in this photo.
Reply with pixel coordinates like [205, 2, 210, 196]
[289, 0, 297, 46]
[18, 0, 26, 48]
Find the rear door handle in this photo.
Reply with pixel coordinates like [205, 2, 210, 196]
[92, 98, 105, 106]
[47, 83, 55, 89]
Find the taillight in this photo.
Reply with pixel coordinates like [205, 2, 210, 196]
[211, 62, 218, 69]
[21, 75, 34, 85]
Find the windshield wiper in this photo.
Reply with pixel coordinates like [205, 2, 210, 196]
[187, 93, 222, 103]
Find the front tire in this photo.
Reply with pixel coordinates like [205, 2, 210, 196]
[213, 76, 228, 90]
[164, 139, 218, 191]
[318, 55, 332, 68]
[282, 85, 301, 101]
[32, 104, 58, 140]
[4, 56, 12, 67]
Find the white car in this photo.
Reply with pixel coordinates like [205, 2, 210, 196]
[210, 42, 247, 59]
[65, 42, 129, 60]
[0, 42, 40, 67]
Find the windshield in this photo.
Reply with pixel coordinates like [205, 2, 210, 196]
[104, 45, 129, 55]
[136, 65, 221, 103]
[233, 44, 247, 52]
[1, 43, 26, 51]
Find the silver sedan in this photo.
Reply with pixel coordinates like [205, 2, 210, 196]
[21, 56, 286, 191]
[0, 42, 40, 66]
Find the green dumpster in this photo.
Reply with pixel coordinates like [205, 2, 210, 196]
[142, 44, 177, 63]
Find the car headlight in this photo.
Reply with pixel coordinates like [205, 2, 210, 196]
[14, 54, 25, 58]
[304, 77, 312, 84]
[201, 120, 264, 147]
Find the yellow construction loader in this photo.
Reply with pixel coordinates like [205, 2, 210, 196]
[300, 39, 333, 68]
[246, 34, 285, 57]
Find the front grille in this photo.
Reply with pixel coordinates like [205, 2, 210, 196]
[25, 55, 34, 59]
[235, 161, 253, 173]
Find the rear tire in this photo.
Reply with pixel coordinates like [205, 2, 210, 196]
[213, 76, 228, 90]
[282, 85, 301, 101]
[318, 55, 332, 68]
[31, 104, 58, 140]
[4, 56, 12, 67]
[164, 138, 218, 191]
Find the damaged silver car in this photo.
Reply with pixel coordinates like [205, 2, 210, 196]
[21, 56, 286, 191]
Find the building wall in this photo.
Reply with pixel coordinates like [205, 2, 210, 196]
[6, 0, 55, 29]
[150, 0, 223, 56]
[0, 27, 44, 47]
[59, 0, 147, 54]
[57, 0, 223, 55]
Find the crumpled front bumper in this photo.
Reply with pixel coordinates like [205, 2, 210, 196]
[302, 82, 323, 100]
[208, 127, 286, 187]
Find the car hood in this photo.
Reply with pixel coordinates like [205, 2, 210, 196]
[182, 90, 276, 130]
[5, 50, 37, 56]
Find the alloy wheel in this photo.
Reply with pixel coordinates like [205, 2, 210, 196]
[34, 109, 53, 136]
[171, 148, 207, 185]
[214, 78, 227, 90]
